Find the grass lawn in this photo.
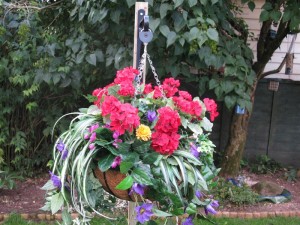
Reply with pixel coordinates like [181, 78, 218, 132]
[2, 214, 300, 225]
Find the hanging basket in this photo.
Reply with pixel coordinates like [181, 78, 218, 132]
[94, 167, 135, 201]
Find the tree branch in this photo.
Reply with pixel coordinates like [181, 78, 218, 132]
[260, 54, 286, 78]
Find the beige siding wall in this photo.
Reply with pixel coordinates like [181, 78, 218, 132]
[237, 0, 300, 80]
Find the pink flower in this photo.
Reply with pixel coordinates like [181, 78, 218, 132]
[203, 98, 219, 121]
[89, 132, 96, 142]
[154, 107, 181, 133]
[114, 67, 138, 84]
[151, 131, 180, 155]
[111, 156, 122, 168]
[118, 81, 135, 97]
[143, 84, 153, 94]
[101, 96, 121, 116]
[162, 77, 180, 97]
[110, 103, 140, 135]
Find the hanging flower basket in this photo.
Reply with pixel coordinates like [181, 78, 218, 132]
[42, 52, 220, 224]
[94, 167, 135, 201]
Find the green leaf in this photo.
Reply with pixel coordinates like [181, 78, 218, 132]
[186, 203, 197, 214]
[262, 2, 273, 11]
[200, 0, 207, 5]
[110, 10, 121, 24]
[143, 152, 160, 164]
[174, 0, 184, 8]
[98, 154, 115, 172]
[209, 79, 219, 89]
[270, 10, 282, 22]
[150, 18, 160, 32]
[160, 4, 172, 19]
[153, 208, 173, 217]
[259, 10, 270, 22]
[247, 1, 255, 11]
[188, 123, 203, 135]
[200, 117, 213, 132]
[132, 168, 153, 185]
[126, 0, 135, 7]
[107, 85, 120, 97]
[224, 95, 237, 109]
[211, 0, 218, 5]
[188, 0, 197, 7]
[115, 175, 133, 190]
[167, 31, 177, 47]
[62, 209, 72, 225]
[221, 80, 234, 94]
[41, 180, 55, 191]
[159, 25, 170, 38]
[189, 27, 200, 42]
[86, 53, 97, 66]
[206, 28, 219, 42]
[120, 161, 134, 174]
[51, 193, 64, 214]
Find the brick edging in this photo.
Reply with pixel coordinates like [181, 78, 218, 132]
[0, 211, 300, 221]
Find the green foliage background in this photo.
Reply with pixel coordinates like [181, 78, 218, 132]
[0, 0, 257, 173]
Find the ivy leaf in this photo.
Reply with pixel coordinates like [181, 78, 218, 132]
[270, 11, 282, 22]
[160, 3, 172, 19]
[126, 0, 135, 7]
[110, 10, 121, 24]
[86, 53, 97, 66]
[159, 25, 170, 38]
[51, 193, 64, 214]
[259, 10, 270, 22]
[115, 175, 134, 190]
[262, 2, 273, 11]
[188, 0, 197, 7]
[200, 0, 208, 5]
[174, 0, 184, 8]
[207, 28, 219, 42]
[247, 1, 255, 11]
[98, 154, 115, 172]
[150, 18, 161, 32]
[167, 31, 177, 47]
[189, 27, 200, 42]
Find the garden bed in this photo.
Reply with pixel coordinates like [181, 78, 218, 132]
[0, 169, 299, 216]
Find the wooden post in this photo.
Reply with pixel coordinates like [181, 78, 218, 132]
[129, 2, 148, 225]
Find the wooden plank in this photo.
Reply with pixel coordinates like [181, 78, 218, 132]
[130, 3, 148, 225]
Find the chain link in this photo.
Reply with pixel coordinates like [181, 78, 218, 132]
[136, 44, 165, 97]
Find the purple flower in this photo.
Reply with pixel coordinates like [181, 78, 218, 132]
[204, 200, 219, 215]
[111, 156, 122, 168]
[195, 190, 203, 199]
[113, 131, 120, 139]
[113, 138, 122, 148]
[211, 200, 219, 208]
[49, 171, 61, 189]
[146, 111, 157, 123]
[190, 143, 199, 158]
[89, 123, 99, 133]
[182, 216, 193, 225]
[84, 133, 90, 140]
[135, 203, 153, 224]
[56, 140, 65, 152]
[62, 149, 68, 160]
[89, 143, 95, 150]
[89, 132, 97, 142]
[129, 183, 146, 196]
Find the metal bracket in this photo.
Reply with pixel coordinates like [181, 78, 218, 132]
[136, 11, 153, 67]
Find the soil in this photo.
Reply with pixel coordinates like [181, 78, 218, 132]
[0, 169, 299, 215]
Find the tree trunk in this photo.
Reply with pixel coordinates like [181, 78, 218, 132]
[220, 81, 258, 177]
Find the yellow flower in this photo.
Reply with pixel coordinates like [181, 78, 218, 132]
[136, 124, 151, 141]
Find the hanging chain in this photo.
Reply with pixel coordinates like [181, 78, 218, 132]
[136, 44, 165, 97]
